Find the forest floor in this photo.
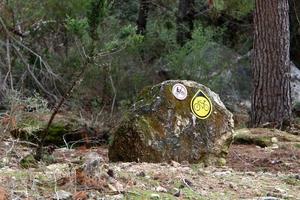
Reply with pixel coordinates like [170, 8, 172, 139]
[0, 128, 299, 200]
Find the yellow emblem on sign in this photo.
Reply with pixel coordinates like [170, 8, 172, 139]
[190, 89, 212, 119]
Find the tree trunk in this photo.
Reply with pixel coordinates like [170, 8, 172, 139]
[137, 0, 150, 35]
[251, 0, 292, 128]
[176, 0, 195, 46]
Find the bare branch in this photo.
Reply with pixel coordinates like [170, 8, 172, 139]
[108, 63, 117, 117]
[35, 57, 91, 160]
[0, 15, 63, 98]
[3, 38, 13, 90]
[12, 45, 57, 99]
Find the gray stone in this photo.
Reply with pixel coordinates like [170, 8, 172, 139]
[83, 152, 103, 175]
[109, 80, 234, 164]
[53, 190, 72, 200]
[150, 194, 160, 200]
[170, 160, 180, 167]
[271, 137, 278, 144]
[155, 186, 167, 193]
[256, 197, 279, 200]
[291, 62, 300, 103]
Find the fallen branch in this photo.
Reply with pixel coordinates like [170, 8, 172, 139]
[4, 138, 38, 147]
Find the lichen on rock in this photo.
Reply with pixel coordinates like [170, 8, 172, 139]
[10, 113, 89, 147]
[109, 80, 234, 165]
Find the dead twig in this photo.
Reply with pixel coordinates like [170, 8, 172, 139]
[35, 62, 89, 160]
[12, 45, 57, 99]
[4, 138, 38, 147]
[108, 63, 116, 118]
[3, 38, 13, 90]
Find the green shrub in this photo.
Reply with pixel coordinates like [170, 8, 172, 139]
[214, 0, 254, 19]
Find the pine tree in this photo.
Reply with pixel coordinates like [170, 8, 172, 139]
[251, 0, 292, 128]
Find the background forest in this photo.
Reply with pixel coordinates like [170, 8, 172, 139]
[0, 0, 300, 122]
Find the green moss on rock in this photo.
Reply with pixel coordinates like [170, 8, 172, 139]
[12, 123, 68, 145]
[233, 133, 272, 147]
[10, 113, 84, 146]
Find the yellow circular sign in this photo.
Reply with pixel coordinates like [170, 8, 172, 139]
[190, 90, 212, 119]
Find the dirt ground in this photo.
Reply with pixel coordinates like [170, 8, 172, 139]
[228, 144, 300, 173]
[0, 129, 299, 200]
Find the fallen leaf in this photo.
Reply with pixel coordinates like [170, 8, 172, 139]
[0, 187, 9, 200]
[75, 168, 107, 190]
[73, 191, 88, 200]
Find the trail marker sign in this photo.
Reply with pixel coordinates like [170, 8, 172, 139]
[190, 89, 212, 119]
[172, 83, 188, 100]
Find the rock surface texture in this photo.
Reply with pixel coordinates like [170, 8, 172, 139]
[291, 62, 300, 103]
[109, 80, 234, 164]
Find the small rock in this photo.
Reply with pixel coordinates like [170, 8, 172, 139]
[170, 160, 180, 167]
[183, 178, 193, 187]
[271, 144, 279, 149]
[242, 185, 248, 189]
[182, 166, 191, 172]
[53, 190, 72, 200]
[84, 152, 103, 175]
[295, 174, 300, 180]
[257, 197, 279, 200]
[116, 181, 124, 192]
[229, 182, 237, 190]
[218, 158, 227, 166]
[108, 183, 118, 192]
[271, 160, 282, 164]
[214, 171, 231, 177]
[273, 187, 286, 194]
[107, 169, 114, 177]
[150, 194, 160, 200]
[197, 169, 206, 176]
[1, 157, 8, 165]
[155, 186, 167, 193]
[136, 171, 146, 177]
[102, 164, 109, 169]
[218, 181, 225, 185]
[271, 137, 278, 143]
[285, 194, 294, 199]
[181, 161, 190, 166]
[111, 194, 124, 200]
[173, 188, 181, 197]
[88, 191, 101, 199]
[245, 171, 256, 176]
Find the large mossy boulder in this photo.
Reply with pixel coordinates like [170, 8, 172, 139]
[109, 80, 234, 165]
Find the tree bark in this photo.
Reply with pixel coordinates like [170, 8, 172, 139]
[251, 0, 292, 128]
[176, 0, 195, 46]
[137, 0, 150, 35]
